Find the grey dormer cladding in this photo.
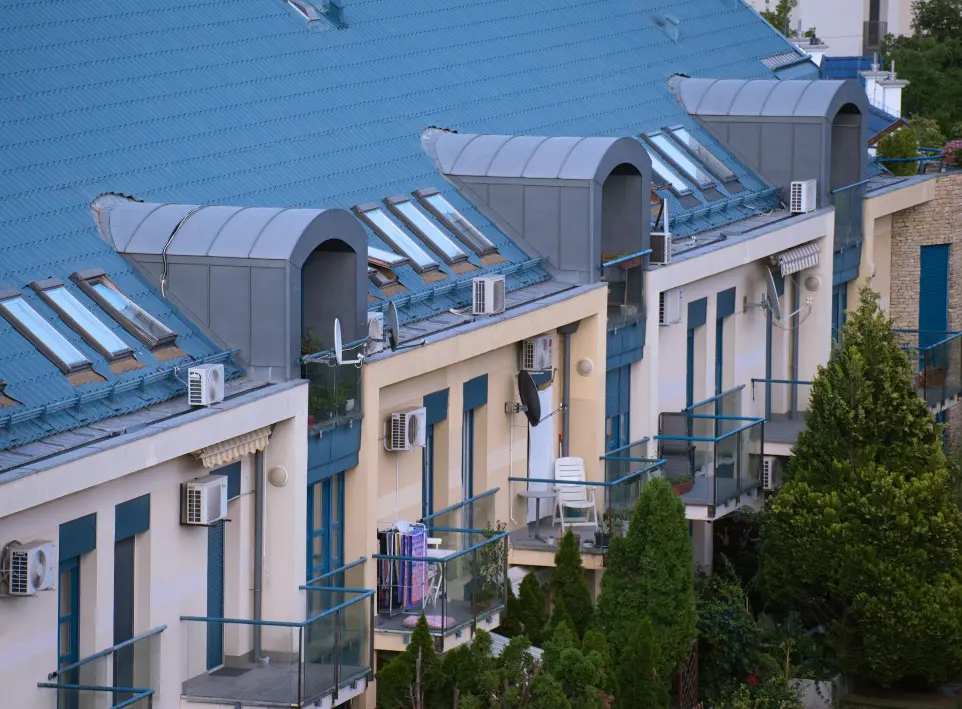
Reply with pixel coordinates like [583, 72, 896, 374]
[96, 201, 368, 381]
[423, 133, 652, 285]
[671, 78, 869, 208]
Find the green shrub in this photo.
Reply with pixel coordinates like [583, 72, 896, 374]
[550, 530, 594, 639]
[876, 127, 919, 176]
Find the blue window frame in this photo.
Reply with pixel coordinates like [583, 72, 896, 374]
[307, 474, 344, 582]
[206, 521, 225, 670]
[422, 425, 435, 518]
[605, 365, 631, 451]
[919, 244, 950, 353]
[686, 328, 696, 407]
[462, 409, 475, 530]
[113, 537, 135, 701]
[58, 557, 80, 709]
[831, 284, 848, 344]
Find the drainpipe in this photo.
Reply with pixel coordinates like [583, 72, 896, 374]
[765, 309, 773, 419]
[253, 448, 265, 659]
[790, 278, 800, 418]
[557, 322, 581, 457]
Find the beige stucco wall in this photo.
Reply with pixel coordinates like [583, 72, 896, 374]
[0, 382, 307, 709]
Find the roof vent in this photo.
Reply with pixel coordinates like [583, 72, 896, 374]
[652, 14, 681, 42]
[326, 0, 346, 27]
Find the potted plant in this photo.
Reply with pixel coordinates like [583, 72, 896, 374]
[474, 521, 508, 607]
[595, 512, 614, 548]
[668, 470, 695, 496]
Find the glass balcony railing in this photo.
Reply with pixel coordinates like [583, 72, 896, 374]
[832, 180, 867, 253]
[37, 625, 164, 709]
[895, 329, 962, 408]
[301, 339, 364, 431]
[657, 386, 765, 509]
[181, 564, 374, 708]
[508, 441, 664, 551]
[601, 249, 649, 330]
[863, 20, 887, 55]
[373, 490, 508, 640]
[750, 378, 813, 447]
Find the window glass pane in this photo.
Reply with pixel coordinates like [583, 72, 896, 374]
[645, 148, 693, 196]
[311, 484, 324, 530]
[422, 194, 497, 255]
[359, 208, 438, 272]
[392, 200, 466, 263]
[59, 623, 71, 660]
[648, 134, 715, 189]
[668, 127, 737, 182]
[368, 246, 405, 266]
[0, 296, 89, 370]
[44, 286, 132, 358]
[59, 574, 72, 614]
[90, 280, 176, 347]
[331, 477, 341, 524]
[312, 535, 324, 570]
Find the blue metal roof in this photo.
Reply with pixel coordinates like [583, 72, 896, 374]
[820, 56, 874, 83]
[0, 0, 807, 448]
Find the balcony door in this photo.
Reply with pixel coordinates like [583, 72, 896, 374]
[57, 557, 80, 709]
[307, 474, 344, 582]
[206, 521, 225, 671]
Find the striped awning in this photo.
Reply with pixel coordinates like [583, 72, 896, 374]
[193, 426, 272, 468]
[774, 242, 820, 276]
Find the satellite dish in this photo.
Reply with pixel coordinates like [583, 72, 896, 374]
[765, 267, 783, 322]
[518, 370, 542, 427]
[333, 318, 363, 365]
[387, 302, 401, 352]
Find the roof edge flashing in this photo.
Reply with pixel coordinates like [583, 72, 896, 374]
[90, 192, 142, 247]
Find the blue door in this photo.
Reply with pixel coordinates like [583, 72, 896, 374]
[58, 557, 80, 709]
[605, 365, 631, 452]
[462, 409, 475, 531]
[919, 244, 950, 355]
[206, 521, 225, 670]
[686, 328, 696, 408]
[113, 537, 135, 703]
[422, 425, 435, 518]
[832, 284, 848, 344]
[307, 474, 344, 582]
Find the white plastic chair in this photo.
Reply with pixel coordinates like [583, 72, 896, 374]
[551, 457, 599, 534]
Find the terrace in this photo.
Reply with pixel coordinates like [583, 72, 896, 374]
[896, 330, 962, 411]
[750, 378, 812, 456]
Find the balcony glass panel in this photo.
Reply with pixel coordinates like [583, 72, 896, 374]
[750, 378, 813, 447]
[832, 181, 865, 252]
[601, 252, 646, 330]
[302, 341, 363, 431]
[896, 330, 962, 407]
[38, 626, 164, 709]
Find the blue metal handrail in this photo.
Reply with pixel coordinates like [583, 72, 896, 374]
[600, 249, 653, 270]
[509, 458, 665, 488]
[46, 625, 167, 680]
[35, 684, 154, 709]
[656, 417, 764, 444]
[305, 556, 367, 586]
[181, 589, 374, 628]
[301, 337, 367, 364]
[372, 530, 510, 564]
[685, 385, 745, 413]
[422, 487, 499, 523]
[600, 436, 650, 459]
[830, 178, 871, 195]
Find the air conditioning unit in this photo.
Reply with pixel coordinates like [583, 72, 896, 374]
[181, 475, 229, 525]
[188, 363, 225, 407]
[387, 407, 428, 451]
[762, 456, 779, 491]
[789, 180, 817, 214]
[658, 288, 684, 326]
[472, 275, 506, 316]
[4, 540, 56, 595]
[651, 232, 671, 265]
[521, 335, 553, 371]
[366, 312, 385, 356]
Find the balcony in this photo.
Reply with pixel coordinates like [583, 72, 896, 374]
[301, 339, 364, 432]
[602, 250, 649, 368]
[38, 625, 164, 709]
[833, 180, 866, 256]
[373, 489, 508, 650]
[751, 378, 812, 452]
[180, 564, 374, 708]
[657, 387, 765, 517]
[508, 439, 664, 554]
[896, 330, 962, 410]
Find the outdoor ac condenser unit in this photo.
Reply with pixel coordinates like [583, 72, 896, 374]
[472, 275, 506, 316]
[182, 475, 229, 525]
[521, 335, 553, 372]
[789, 180, 817, 214]
[659, 288, 684, 326]
[188, 364, 225, 407]
[4, 540, 56, 595]
[762, 456, 779, 491]
[387, 407, 428, 452]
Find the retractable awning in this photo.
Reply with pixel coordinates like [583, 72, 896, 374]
[774, 242, 820, 276]
[193, 426, 272, 468]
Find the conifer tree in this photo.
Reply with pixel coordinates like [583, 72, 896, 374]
[616, 618, 669, 709]
[550, 530, 594, 638]
[517, 573, 548, 646]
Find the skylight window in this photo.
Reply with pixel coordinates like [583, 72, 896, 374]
[31, 280, 133, 361]
[353, 205, 439, 274]
[368, 246, 407, 268]
[644, 148, 693, 196]
[71, 270, 178, 350]
[385, 197, 468, 265]
[414, 188, 498, 257]
[645, 133, 715, 190]
[667, 127, 738, 183]
[0, 290, 91, 374]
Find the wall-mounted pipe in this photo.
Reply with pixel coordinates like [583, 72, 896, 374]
[557, 321, 581, 457]
[253, 447, 266, 658]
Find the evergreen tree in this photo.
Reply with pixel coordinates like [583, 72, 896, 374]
[582, 630, 618, 697]
[517, 573, 548, 646]
[759, 288, 962, 685]
[616, 618, 669, 709]
[375, 656, 413, 709]
[597, 478, 697, 680]
[440, 629, 492, 702]
[499, 581, 524, 638]
[550, 530, 594, 638]
[400, 614, 443, 707]
[549, 594, 574, 635]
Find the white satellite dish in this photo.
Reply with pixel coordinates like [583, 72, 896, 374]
[333, 318, 363, 365]
[384, 301, 426, 353]
[765, 267, 783, 322]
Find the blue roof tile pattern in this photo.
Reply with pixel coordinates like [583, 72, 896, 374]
[0, 0, 806, 448]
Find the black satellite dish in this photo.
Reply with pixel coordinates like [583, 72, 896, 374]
[518, 370, 542, 427]
[387, 301, 401, 352]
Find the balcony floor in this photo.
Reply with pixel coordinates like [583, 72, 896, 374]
[765, 412, 806, 447]
[183, 657, 367, 707]
[376, 598, 502, 635]
[510, 517, 608, 553]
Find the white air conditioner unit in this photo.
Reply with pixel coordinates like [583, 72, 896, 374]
[659, 288, 684, 326]
[521, 335, 553, 372]
[366, 312, 385, 356]
[762, 456, 779, 491]
[181, 475, 229, 525]
[188, 363, 225, 407]
[472, 275, 506, 316]
[387, 407, 427, 452]
[651, 231, 671, 265]
[789, 180, 817, 214]
[4, 540, 56, 595]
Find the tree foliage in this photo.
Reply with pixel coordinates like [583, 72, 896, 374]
[757, 288, 962, 686]
[617, 618, 669, 709]
[517, 573, 549, 646]
[500, 581, 524, 638]
[759, 0, 798, 35]
[597, 477, 697, 679]
[876, 127, 919, 177]
[908, 114, 946, 148]
[551, 531, 594, 639]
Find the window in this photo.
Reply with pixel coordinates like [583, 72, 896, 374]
[667, 127, 738, 183]
[414, 188, 498, 257]
[386, 197, 468, 265]
[353, 205, 439, 274]
[58, 557, 80, 709]
[645, 133, 715, 190]
[644, 148, 694, 196]
[831, 284, 848, 345]
[462, 409, 475, 532]
[422, 424, 435, 518]
[605, 365, 630, 451]
[368, 246, 407, 268]
[71, 270, 177, 350]
[307, 474, 344, 582]
[31, 280, 133, 361]
[0, 290, 91, 373]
